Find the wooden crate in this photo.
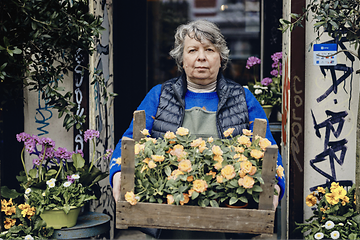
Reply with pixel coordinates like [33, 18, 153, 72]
[116, 110, 278, 235]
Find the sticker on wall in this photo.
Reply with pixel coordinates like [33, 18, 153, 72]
[313, 43, 337, 66]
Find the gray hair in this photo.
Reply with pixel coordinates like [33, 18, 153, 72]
[169, 19, 230, 72]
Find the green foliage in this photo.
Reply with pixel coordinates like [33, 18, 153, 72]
[0, 0, 114, 130]
[279, 0, 360, 61]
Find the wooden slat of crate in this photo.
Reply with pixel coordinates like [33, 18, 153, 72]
[117, 202, 275, 234]
[116, 110, 278, 234]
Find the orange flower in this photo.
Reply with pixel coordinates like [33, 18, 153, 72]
[167, 195, 175, 205]
[250, 149, 264, 159]
[207, 137, 214, 143]
[242, 129, 253, 136]
[212, 145, 223, 156]
[151, 155, 165, 162]
[240, 161, 253, 173]
[3, 218, 16, 229]
[238, 175, 255, 189]
[192, 179, 208, 193]
[223, 128, 235, 137]
[180, 194, 190, 205]
[142, 158, 150, 164]
[178, 159, 192, 173]
[164, 131, 176, 139]
[237, 135, 251, 146]
[221, 165, 236, 180]
[206, 170, 216, 178]
[148, 160, 157, 169]
[187, 175, 194, 182]
[259, 138, 272, 150]
[276, 165, 284, 179]
[305, 193, 317, 207]
[188, 189, 195, 197]
[125, 191, 138, 205]
[216, 175, 223, 183]
[176, 127, 189, 136]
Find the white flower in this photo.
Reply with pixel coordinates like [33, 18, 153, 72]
[71, 174, 80, 179]
[254, 89, 262, 95]
[347, 221, 352, 225]
[325, 220, 335, 229]
[63, 181, 72, 187]
[42, 192, 46, 196]
[330, 230, 340, 239]
[24, 235, 34, 240]
[253, 84, 261, 88]
[46, 179, 56, 188]
[314, 232, 324, 239]
[338, 223, 344, 226]
[261, 100, 265, 105]
[25, 188, 32, 195]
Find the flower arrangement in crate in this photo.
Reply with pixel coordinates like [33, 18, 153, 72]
[122, 127, 284, 207]
[245, 52, 282, 109]
[0, 130, 111, 239]
[296, 182, 360, 239]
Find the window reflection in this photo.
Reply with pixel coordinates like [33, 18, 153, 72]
[147, 0, 260, 89]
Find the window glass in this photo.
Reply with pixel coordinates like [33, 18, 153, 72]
[146, 0, 260, 89]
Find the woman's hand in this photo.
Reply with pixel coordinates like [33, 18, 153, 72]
[273, 184, 281, 210]
[113, 172, 122, 202]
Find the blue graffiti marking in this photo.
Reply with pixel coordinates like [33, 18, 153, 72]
[35, 91, 53, 136]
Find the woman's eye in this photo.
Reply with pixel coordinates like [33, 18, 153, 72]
[207, 48, 214, 52]
[189, 49, 196, 53]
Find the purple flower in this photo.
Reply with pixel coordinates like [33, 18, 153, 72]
[270, 69, 279, 77]
[24, 138, 36, 153]
[246, 56, 261, 69]
[271, 52, 282, 62]
[75, 149, 84, 157]
[16, 132, 30, 142]
[55, 147, 72, 160]
[67, 175, 75, 183]
[40, 137, 56, 148]
[103, 149, 114, 160]
[84, 129, 100, 143]
[33, 158, 41, 166]
[261, 77, 273, 86]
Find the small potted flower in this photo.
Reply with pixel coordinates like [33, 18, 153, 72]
[296, 182, 360, 239]
[245, 52, 282, 119]
[1, 129, 111, 235]
[121, 127, 284, 208]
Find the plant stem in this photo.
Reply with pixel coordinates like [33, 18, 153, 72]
[20, 146, 29, 179]
[89, 139, 96, 172]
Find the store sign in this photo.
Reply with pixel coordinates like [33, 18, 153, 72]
[313, 44, 337, 66]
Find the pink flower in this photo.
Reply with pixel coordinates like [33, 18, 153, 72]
[246, 56, 261, 69]
[261, 77, 273, 86]
[271, 52, 282, 62]
[270, 69, 279, 77]
[84, 129, 100, 142]
[16, 132, 30, 142]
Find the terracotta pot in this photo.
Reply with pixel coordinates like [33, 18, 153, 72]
[224, 202, 249, 209]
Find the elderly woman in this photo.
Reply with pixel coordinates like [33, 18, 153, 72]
[110, 19, 285, 238]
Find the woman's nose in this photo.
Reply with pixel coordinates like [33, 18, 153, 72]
[197, 50, 206, 61]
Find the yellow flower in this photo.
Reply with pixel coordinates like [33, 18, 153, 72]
[250, 149, 264, 159]
[242, 129, 253, 136]
[305, 193, 317, 207]
[207, 137, 214, 143]
[191, 138, 203, 147]
[239, 169, 247, 178]
[180, 193, 190, 205]
[223, 128, 235, 137]
[320, 207, 326, 213]
[140, 129, 150, 136]
[221, 165, 236, 180]
[176, 127, 189, 136]
[164, 131, 176, 139]
[214, 162, 223, 170]
[115, 157, 122, 165]
[142, 157, 150, 164]
[234, 146, 245, 153]
[140, 165, 147, 173]
[18, 203, 35, 218]
[168, 170, 184, 180]
[237, 135, 251, 146]
[332, 186, 346, 199]
[341, 196, 349, 206]
[216, 175, 223, 183]
[212, 145, 223, 156]
[135, 143, 145, 155]
[148, 160, 157, 169]
[178, 159, 192, 173]
[167, 195, 175, 205]
[192, 179, 208, 193]
[4, 218, 16, 229]
[170, 145, 187, 160]
[330, 182, 340, 192]
[188, 189, 195, 197]
[276, 165, 284, 179]
[145, 137, 157, 144]
[198, 141, 207, 153]
[206, 170, 216, 179]
[151, 155, 165, 162]
[213, 155, 223, 162]
[249, 166, 257, 175]
[240, 161, 253, 174]
[259, 138, 272, 150]
[125, 191, 137, 205]
[317, 187, 326, 194]
[325, 192, 339, 205]
[238, 175, 255, 189]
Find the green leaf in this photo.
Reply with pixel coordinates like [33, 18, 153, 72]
[0, 186, 23, 199]
[164, 166, 172, 177]
[72, 153, 85, 169]
[229, 197, 238, 205]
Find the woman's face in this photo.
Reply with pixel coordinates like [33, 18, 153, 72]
[182, 35, 221, 85]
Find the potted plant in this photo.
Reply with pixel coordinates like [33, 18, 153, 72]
[121, 127, 284, 208]
[295, 182, 360, 239]
[245, 52, 283, 119]
[1, 129, 111, 236]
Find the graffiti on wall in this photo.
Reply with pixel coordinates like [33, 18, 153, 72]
[309, 38, 355, 191]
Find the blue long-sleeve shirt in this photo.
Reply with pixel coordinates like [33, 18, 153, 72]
[110, 85, 285, 200]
